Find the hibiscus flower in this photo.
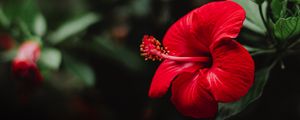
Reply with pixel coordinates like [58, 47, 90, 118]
[140, 1, 254, 118]
[12, 40, 43, 86]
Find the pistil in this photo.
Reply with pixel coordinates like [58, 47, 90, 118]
[140, 35, 210, 62]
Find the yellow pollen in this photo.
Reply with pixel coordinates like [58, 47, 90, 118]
[140, 35, 169, 61]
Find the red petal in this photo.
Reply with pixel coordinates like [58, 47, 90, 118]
[203, 39, 254, 102]
[15, 41, 41, 62]
[148, 60, 201, 98]
[163, 1, 245, 56]
[171, 72, 217, 118]
[12, 60, 43, 85]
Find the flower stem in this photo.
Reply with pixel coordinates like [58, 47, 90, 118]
[288, 39, 300, 49]
[258, 3, 275, 45]
[251, 49, 276, 56]
[268, 57, 280, 70]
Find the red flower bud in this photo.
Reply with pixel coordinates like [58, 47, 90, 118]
[12, 41, 42, 86]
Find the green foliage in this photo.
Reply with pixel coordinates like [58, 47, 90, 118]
[48, 13, 100, 44]
[218, 1, 300, 119]
[243, 45, 263, 52]
[1, 0, 40, 37]
[92, 36, 143, 71]
[64, 55, 95, 87]
[217, 67, 272, 120]
[130, 0, 150, 17]
[0, 0, 99, 89]
[0, 8, 9, 28]
[243, 19, 265, 35]
[33, 14, 47, 37]
[271, 0, 287, 20]
[233, 0, 267, 34]
[1, 0, 38, 23]
[274, 16, 300, 41]
[39, 48, 62, 70]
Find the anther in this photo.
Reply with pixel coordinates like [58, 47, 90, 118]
[140, 35, 167, 61]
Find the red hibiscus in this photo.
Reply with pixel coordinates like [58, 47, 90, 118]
[12, 41, 43, 86]
[140, 1, 254, 118]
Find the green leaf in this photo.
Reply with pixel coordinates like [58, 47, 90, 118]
[33, 14, 47, 37]
[1, 0, 43, 38]
[233, 0, 266, 34]
[2, 0, 39, 27]
[130, 0, 150, 17]
[271, 0, 287, 20]
[274, 16, 300, 41]
[217, 68, 271, 120]
[0, 8, 9, 28]
[243, 19, 265, 35]
[271, 0, 282, 20]
[48, 13, 100, 44]
[243, 45, 263, 52]
[2, 0, 38, 20]
[39, 48, 62, 70]
[64, 56, 95, 87]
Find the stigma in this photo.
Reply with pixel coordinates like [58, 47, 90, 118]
[140, 35, 169, 61]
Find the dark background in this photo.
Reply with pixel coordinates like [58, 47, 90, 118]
[0, 0, 300, 120]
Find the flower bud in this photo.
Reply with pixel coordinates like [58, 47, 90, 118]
[12, 41, 42, 86]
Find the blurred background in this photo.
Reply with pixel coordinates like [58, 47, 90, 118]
[0, 0, 300, 120]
